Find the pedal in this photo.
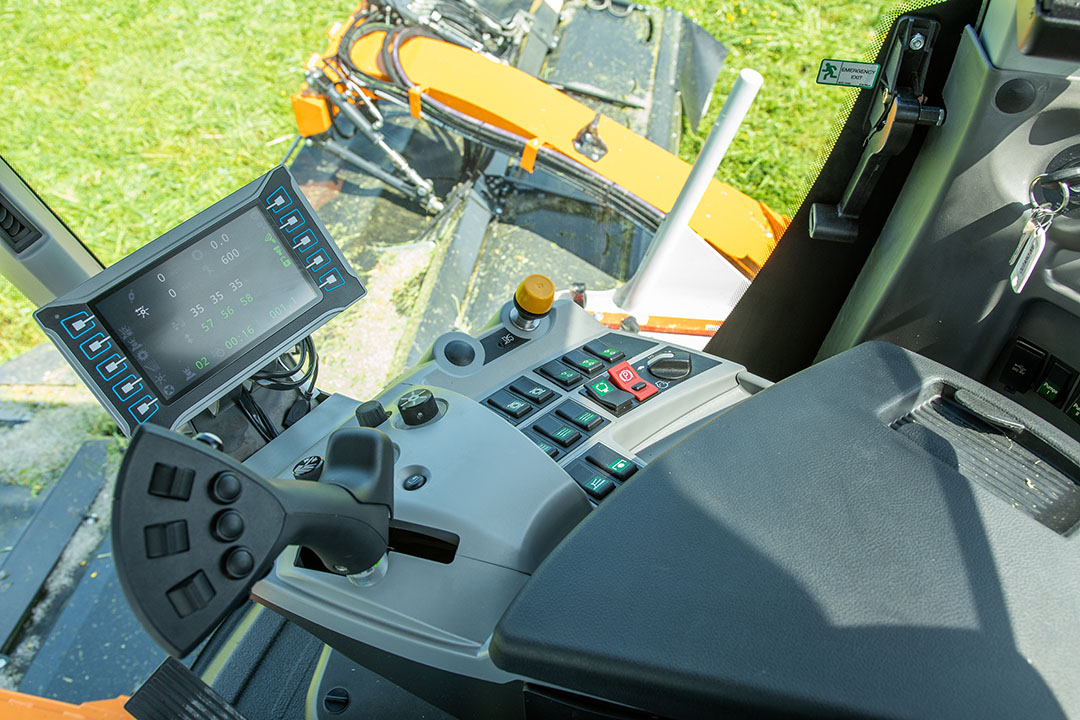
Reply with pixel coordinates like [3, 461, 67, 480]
[125, 656, 247, 720]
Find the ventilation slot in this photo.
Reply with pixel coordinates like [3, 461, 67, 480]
[0, 194, 43, 254]
[893, 395, 1080, 534]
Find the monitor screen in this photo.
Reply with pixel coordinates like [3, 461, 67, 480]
[93, 207, 320, 402]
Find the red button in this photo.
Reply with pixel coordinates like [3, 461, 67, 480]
[608, 361, 657, 401]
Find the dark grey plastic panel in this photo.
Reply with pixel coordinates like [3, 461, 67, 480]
[492, 342, 1080, 719]
[0, 156, 102, 305]
[820, 23, 1080, 441]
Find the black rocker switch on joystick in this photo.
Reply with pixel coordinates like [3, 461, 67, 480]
[111, 424, 395, 657]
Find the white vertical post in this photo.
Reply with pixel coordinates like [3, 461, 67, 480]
[614, 69, 764, 317]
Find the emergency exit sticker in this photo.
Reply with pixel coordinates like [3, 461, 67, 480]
[816, 59, 880, 89]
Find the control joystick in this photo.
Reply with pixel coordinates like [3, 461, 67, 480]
[111, 424, 395, 656]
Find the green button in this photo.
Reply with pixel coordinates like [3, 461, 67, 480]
[557, 370, 577, 381]
[608, 458, 631, 473]
[576, 411, 599, 425]
[599, 347, 619, 358]
[586, 476, 608, 492]
[578, 357, 601, 369]
[553, 426, 575, 440]
[1067, 401, 1080, 423]
[1037, 381, 1061, 402]
[590, 379, 612, 396]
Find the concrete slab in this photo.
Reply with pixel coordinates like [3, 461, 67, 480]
[17, 545, 165, 703]
[0, 441, 109, 653]
[0, 344, 79, 387]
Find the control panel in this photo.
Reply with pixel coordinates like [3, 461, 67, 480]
[481, 332, 720, 500]
[35, 166, 365, 436]
[987, 301, 1080, 442]
[243, 292, 760, 688]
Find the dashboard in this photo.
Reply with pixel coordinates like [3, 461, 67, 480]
[242, 295, 761, 688]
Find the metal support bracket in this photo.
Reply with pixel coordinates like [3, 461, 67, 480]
[809, 16, 946, 243]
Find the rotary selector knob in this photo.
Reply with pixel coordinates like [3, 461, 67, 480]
[397, 388, 439, 426]
[355, 400, 390, 428]
[646, 351, 693, 381]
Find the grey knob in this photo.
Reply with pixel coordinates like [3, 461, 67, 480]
[646, 351, 692, 381]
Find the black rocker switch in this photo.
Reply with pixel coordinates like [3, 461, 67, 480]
[112, 424, 395, 657]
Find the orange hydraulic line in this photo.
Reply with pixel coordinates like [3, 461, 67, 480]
[0, 688, 133, 719]
[593, 312, 722, 337]
[344, 31, 787, 278]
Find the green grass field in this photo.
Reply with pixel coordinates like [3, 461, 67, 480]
[0, 0, 895, 363]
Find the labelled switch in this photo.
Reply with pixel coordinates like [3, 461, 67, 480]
[79, 332, 112, 360]
[304, 249, 330, 271]
[486, 390, 534, 420]
[583, 377, 634, 416]
[998, 338, 1045, 392]
[61, 310, 96, 339]
[529, 435, 559, 458]
[278, 209, 305, 233]
[562, 350, 606, 377]
[1036, 360, 1076, 406]
[539, 361, 583, 388]
[113, 374, 143, 401]
[608, 361, 658, 401]
[291, 230, 318, 253]
[556, 400, 603, 431]
[127, 395, 158, 425]
[265, 186, 292, 213]
[567, 461, 616, 500]
[586, 444, 638, 481]
[317, 267, 344, 291]
[533, 415, 582, 448]
[96, 353, 128, 381]
[1066, 394, 1080, 424]
[509, 377, 555, 405]
[584, 340, 625, 363]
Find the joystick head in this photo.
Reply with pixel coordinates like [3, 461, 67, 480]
[112, 424, 395, 656]
[514, 274, 554, 317]
[511, 274, 554, 332]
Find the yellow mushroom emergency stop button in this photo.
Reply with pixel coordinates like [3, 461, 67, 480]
[514, 274, 554, 317]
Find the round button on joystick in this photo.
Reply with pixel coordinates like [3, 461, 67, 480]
[213, 510, 245, 542]
[397, 388, 439, 427]
[209, 471, 242, 504]
[223, 547, 255, 579]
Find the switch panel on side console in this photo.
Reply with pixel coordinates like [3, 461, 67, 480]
[988, 302, 1080, 442]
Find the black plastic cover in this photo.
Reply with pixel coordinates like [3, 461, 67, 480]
[492, 342, 1080, 719]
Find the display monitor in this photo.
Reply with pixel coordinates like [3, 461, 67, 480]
[35, 166, 364, 436]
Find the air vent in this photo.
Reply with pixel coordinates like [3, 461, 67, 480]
[0, 193, 42, 253]
[893, 395, 1080, 534]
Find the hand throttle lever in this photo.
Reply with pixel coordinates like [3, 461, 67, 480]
[111, 423, 394, 656]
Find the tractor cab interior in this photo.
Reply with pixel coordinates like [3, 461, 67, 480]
[2, 0, 1080, 718]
